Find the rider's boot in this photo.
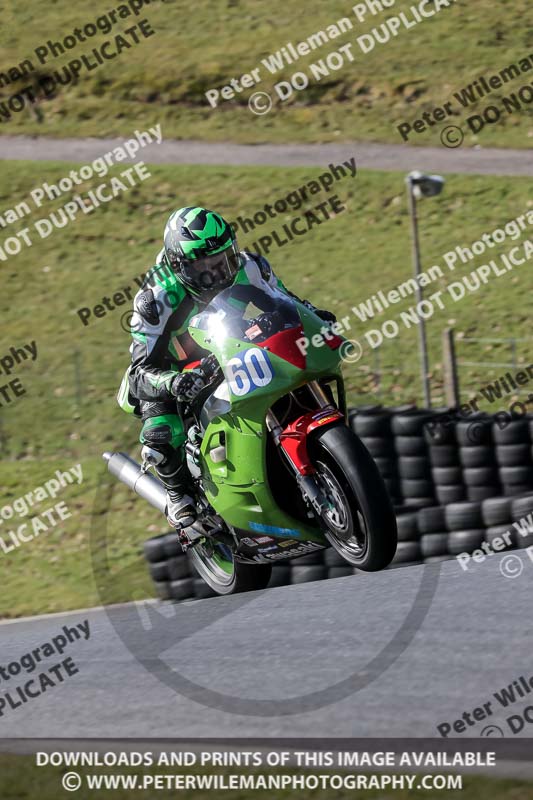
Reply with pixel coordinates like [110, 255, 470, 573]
[156, 465, 196, 530]
[153, 453, 197, 530]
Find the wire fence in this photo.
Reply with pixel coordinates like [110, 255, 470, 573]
[454, 335, 533, 401]
[342, 332, 533, 410]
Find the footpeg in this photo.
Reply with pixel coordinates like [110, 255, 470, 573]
[178, 529, 193, 552]
[177, 523, 204, 552]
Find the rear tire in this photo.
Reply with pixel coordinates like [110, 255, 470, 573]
[188, 537, 272, 596]
[308, 424, 397, 571]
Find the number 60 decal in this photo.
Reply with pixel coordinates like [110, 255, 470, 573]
[226, 348, 274, 396]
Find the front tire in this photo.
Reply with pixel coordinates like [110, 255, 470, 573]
[308, 424, 397, 570]
[189, 538, 272, 596]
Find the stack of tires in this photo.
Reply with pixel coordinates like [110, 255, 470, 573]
[142, 531, 336, 599]
[510, 494, 533, 548]
[418, 505, 449, 562]
[444, 501, 486, 556]
[289, 549, 328, 584]
[425, 410, 464, 505]
[481, 494, 533, 550]
[390, 493, 533, 568]
[288, 548, 357, 583]
[352, 407, 533, 508]
[482, 497, 516, 552]
[392, 509, 421, 567]
[456, 415, 501, 502]
[142, 494, 533, 598]
[141, 406, 533, 600]
[268, 563, 292, 588]
[142, 532, 197, 601]
[494, 416, 533, 496]
[349, 405, 400, 504]
[391, 503, 471, 568]
[322, 547, 356, 579]
[391, 408, 436, 507]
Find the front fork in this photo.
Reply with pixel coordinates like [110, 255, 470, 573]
[266, 381, 337, 518]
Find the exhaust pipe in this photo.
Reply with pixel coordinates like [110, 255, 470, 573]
[103, 451, 167, 514]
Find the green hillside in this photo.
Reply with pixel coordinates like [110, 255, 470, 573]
[0, 0, 531, 146]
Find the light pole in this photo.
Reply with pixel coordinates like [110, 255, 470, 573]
[405, 171, 445, 409]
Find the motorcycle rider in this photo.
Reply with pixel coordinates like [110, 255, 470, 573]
[117, 206, 336, 530]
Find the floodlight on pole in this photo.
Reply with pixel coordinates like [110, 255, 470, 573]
[405, 170, 445, 409]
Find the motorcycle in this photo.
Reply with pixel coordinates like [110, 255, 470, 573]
[104, 278, 397, 595]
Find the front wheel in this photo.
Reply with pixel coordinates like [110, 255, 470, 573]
[189, 537, 272, 596]
[308, 424, 397, 570]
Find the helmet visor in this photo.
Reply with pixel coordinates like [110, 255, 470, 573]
[179, 245, 241, 293]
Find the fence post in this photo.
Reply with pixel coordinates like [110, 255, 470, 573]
[374, 348, 382, 400]
[73, 350, 82, 409]
[443, 327, 460, 408]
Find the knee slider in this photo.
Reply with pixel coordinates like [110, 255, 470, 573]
[142, 422, 173, 445]
[141, 412, 186, 451]
[141, 423, 177, 466]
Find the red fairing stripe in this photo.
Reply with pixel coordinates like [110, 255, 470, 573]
[324, 333, 343, 350]
[257, 325, 306, 369]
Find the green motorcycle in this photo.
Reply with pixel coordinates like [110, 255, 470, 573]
[105, 279, 397, 595]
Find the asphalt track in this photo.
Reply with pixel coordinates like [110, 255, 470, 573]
[1, 557, 531, 740]
[0, 135, 531, 176]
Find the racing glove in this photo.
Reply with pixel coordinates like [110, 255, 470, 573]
[198, 353, 221, 380]
[171, 369, 208, 402]
[170, 356, 220, 402]
[302, 300, 337, 325]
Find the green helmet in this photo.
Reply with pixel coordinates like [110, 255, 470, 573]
[163, 206, 241, 297]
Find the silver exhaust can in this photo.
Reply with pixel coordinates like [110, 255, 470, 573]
[103, 451, 167, 514]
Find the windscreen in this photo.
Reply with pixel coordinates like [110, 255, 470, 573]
[190, 281, 301, 345]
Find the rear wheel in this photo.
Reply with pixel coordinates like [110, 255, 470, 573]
[308, 424, 397, 570]
[188, 536, 272, 595]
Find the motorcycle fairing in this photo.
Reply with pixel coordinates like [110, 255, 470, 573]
[187, 278, 345, 541]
